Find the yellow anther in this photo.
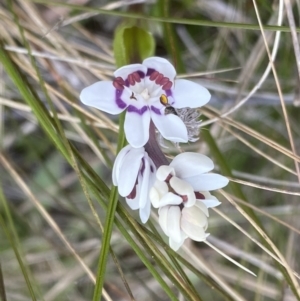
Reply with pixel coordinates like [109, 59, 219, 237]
[160, 94, 168, 106]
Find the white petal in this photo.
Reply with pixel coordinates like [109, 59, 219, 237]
[156, 165, 175, 181]
[151, 113, 188, 143]
[169, 177, 196, 207]
[118, 148, 144, 196]
[181, 210, 207, 242]
[198, 192, 221, 208]
[172, 79, 211, 108]
[112, 145, 132, 186]
[158, 206, 171, 236]
[167, 206, 182, 243]
[80, 81, 128, 114]
[185, 174, 229, 191]
[149, 180, 169, 207]
[199, 191, 214, 199]
[154, 180, 169, 197]
[201, 199, 221, 208]
[114, 64, 147, 80]
[138, 158, 151, 209]
[170, 153, 214, 178]
[143, 57, 176, 81]
[182, 206, 208, 228]
[153, 192, 182, 208]
[139, 198, 151, 224]
[126, 196, 140, 210]
[124, 109, 151, 148]
[194, 201, 209, 217]
[169, 237, 185, 251]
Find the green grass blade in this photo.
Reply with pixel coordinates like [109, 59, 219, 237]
[92, 112, 126, 301]
[0, 186, 39, 301]
[0, 263, 7, 301]
[28, 0, 300, 33]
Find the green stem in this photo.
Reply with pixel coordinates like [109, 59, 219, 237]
[92, 113, 126, 301]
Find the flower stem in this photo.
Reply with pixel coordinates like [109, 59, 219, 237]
[145, 121, 169, 167]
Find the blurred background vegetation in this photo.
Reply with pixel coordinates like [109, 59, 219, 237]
[1, 0, 300, 300]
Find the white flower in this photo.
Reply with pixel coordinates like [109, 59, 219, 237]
[80, 57, 211, 148]
[158, 201, 210, 251]
[112, 145, 156, 223]
[149, 152, 229, 250]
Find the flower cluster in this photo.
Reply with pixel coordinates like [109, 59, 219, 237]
[80, 57, 228, 250]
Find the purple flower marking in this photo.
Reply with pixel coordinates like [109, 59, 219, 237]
[140, 158, 145, 175]
[115, 90, 127, 109]
[146, 68, 155, 77]
[166, 89, 172, 97]
[151, 106, 161, 115]
[137, 70, 145, 78]
[127, 105, 148, 115]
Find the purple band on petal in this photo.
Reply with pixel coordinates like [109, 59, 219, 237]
[140, 158, 145, 175]
[115, 90, 127, 109]
[150, 106, 161, 115]
[127, 105, 148, 115]
[137, 71, 145, 78]
[146, 68, 155, 76]
[166, 89, 172, 97]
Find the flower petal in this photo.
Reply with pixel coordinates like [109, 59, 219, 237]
[140, 198, 151, 224]
[194, 201, 209, 217]
[126, 195, 140, 210]
[172, 79, 211, 108]
[182, 206, 208, 228]
[112, 145, 132, 186]
[80, 81, 128, 114]
[181, 209, 207, 242]
[170, 153, 214, 178]
[153, 192, 182, 208]
[151, 113, 188, 143]
[198, 191, 221, 208]
[185, 173, 229, 191]
[158, 206, 170, 236]
[169, 177, 196, 207]
[143, 57, 176, 82]
[167, 206, 182, 243]
[169, 236, 185, 251]
[114, 64, 147, 80]
[149, 180, 169, 207]
[118, 148, 145, 197]
[156, 165, 175, 181]
[124, 108, 151, 148]
[138, 157, 151, 209]
[201, 199, 221, 208]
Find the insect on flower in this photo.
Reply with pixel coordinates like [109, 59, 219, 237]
[160, 94, 178, 116]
